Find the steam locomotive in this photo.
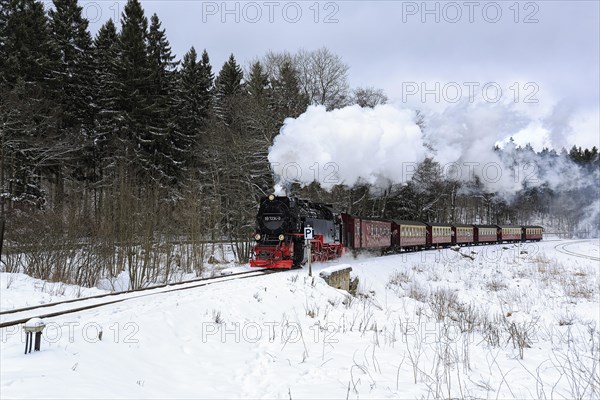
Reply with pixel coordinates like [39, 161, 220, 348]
[249, 195, 344, 268]
[249, 195, 543, 269]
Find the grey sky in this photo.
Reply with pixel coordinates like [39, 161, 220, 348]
[77, 0, 599, 148]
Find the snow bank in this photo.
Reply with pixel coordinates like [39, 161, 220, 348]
[1, 240, 598, 399]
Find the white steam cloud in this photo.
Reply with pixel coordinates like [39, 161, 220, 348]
[269, 101, 597, 202]
[269, 105, 426, 193]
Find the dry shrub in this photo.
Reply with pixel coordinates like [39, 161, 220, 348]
[486, 277, 508, 292]
[406, 281, 429, 303]
[562, 277, 596, 301]
[428, 287, 462, 322]
[480, 313, 503, 348]
[386, 271, 412, 296]
[502, 315, 539, 360]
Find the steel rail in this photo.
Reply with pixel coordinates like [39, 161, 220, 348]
[0, 269, 283, 329]
[554, 240, 600, 262]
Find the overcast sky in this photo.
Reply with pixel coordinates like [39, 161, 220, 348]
[75, 0, 599, 150]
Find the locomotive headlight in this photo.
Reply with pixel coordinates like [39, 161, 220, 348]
[268, 194, 275, 201]
[278, 234, 285, 241]
[254, 234, 261, 241]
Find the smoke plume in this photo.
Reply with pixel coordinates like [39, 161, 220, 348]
[269, 102, 596, 201]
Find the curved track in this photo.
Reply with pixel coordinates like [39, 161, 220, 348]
[0, 269, 282, 328]
[554, 240, 600, 262]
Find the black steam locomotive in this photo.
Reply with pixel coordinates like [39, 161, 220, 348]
[250, 195, 344, 268]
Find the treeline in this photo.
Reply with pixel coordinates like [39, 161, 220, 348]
[1, 0, 597, 287]
[0, 0, 387, 286]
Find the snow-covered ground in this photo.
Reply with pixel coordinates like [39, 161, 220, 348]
[0, 274, 107, 311]
[1, 239, 599, 399]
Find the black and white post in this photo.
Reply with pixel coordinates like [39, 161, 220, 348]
[304, 225, 314, 277]
[23, 318, 46, 354]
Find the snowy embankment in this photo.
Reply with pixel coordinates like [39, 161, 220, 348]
[1, 239, 599, 399]
[0, 274, 107, 311]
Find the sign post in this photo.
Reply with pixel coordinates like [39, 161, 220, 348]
[304, 226, 314, 277]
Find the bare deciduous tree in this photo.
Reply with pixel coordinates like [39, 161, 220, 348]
[295, 47, 350, 110]
[352, 86, 388, 108]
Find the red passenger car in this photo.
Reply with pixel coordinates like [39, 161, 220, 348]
[498, 225, 522, 243]
[426, 223, 453, 247]
[452, 224, 475, 246]
[473, 225, 499, 244]
[521, 225, 543, 242]
[392, 220, 427, 251]
[341, 214, 392, 251]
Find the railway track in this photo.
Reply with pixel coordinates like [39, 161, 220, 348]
[554, 240, 600, 262]
[3, 238, 588, 329]
[0, 269, 283, 329]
